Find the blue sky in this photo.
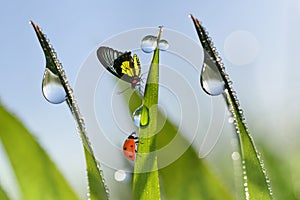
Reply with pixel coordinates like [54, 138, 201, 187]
[1, 0, 300, 198]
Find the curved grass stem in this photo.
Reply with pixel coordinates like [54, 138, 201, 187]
[190, 14, 273, 199]
[30, 21, 109, 200]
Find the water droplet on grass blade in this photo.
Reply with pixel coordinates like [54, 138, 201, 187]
[200, 51, 225, 96]
[133, 105, 149, 128]
[228, 116, 235, 123]
[141, 35, 157, 53]
[42, 68, 66, 104]
[158, 39, 169, 51]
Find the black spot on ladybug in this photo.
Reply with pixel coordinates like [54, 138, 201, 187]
[130, 145, 134, 147]
[129, 155, 133, 158]
[123, 147, 127, 150]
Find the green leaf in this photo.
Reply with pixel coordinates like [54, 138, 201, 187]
[84, 145, 109, 199]
[190, 14, 272, 199]
[0, 183, 10, 200]
[133, 28, 162, 200]
[0, 104, 79, 200]
[30, 21, 109, 200]
[157, 119, 235, 199]
[225, 90, 272, 199]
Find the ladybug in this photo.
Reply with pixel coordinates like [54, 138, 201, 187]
[123, 132, 139, 161]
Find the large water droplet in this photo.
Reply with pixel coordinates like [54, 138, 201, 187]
[200, 51, 225, 96]
[42, 68, 66, 104]
[158, 39, 169, 51]
[141, 35, 157, 53]
[133, 105, 149, 128]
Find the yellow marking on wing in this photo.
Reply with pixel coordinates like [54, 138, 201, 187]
[133, 54, 141, 76]
[121, 61, 134, 77]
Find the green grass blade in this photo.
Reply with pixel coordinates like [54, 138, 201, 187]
[0, 104, 79, 200]
[132, 28, 162, 200]
[190, 14, 272, 199]
[0, 183, 10, 200]
[84, 145, 108, 199]
[225, 90, 272, 199]
[30, 21, 109, 200]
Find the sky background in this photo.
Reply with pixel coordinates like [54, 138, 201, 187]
[1, 0, 300, 199]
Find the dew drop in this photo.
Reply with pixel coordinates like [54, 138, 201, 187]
[158, 39, 169, 51]
[228, 116, 235, 123]
[42, 68, 66, 104]
[200, 51, 225, 96]
[133, 105, 149, 128]
[141, 35, 157, 53]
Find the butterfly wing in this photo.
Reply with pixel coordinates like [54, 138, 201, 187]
[96, 46, 124, 78]
[97, 46, 141, 86]
[113, 52, 136, 82]
[133, 54, 141, 77]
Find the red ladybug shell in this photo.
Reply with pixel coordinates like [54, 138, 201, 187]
[123, 133, 138, 161]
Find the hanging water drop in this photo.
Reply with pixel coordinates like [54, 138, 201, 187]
[200, 51, 225, 96]
[133, 105, 149, 128]
[158, 39, 169, 51]
[42, 68, 66, 104]
[141, 35, 157, 53]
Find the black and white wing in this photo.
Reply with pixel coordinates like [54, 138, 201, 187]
[96, 46, 124, 78]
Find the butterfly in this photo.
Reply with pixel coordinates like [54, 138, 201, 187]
[96, 46, 142, 93]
